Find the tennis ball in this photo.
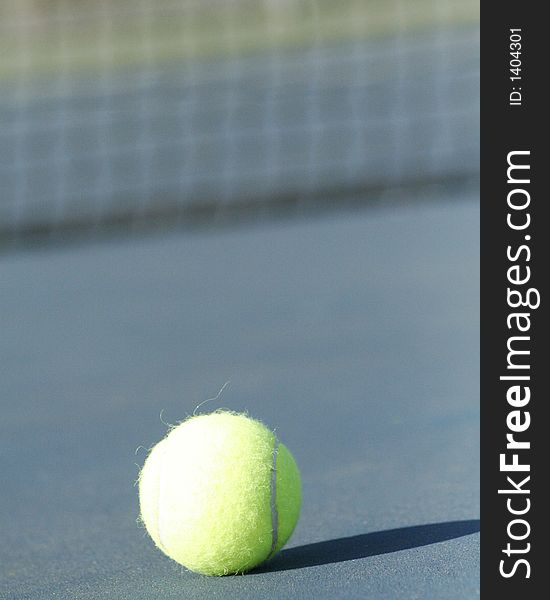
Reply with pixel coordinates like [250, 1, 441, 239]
[138, 410, 301, 576]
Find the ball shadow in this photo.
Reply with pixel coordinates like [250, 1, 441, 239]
[254, 519, 479, 573]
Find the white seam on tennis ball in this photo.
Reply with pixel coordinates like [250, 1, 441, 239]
[268, 438, 280, 558]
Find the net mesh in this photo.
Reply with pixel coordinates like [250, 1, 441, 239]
[0, 0, 479, 240]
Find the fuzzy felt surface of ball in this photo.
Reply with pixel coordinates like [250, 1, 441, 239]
[139, 410, 301, 575]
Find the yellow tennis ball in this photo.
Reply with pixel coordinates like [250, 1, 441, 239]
[138, 410, 301, 575]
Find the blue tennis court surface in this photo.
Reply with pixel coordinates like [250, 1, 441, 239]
[1, 194, 479, 599]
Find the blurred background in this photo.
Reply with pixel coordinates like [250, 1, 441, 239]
[0, 0, 478, 244]
[0, 2, 479, 598]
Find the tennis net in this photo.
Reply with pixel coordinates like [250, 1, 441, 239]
[0, 0, 479, 242]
